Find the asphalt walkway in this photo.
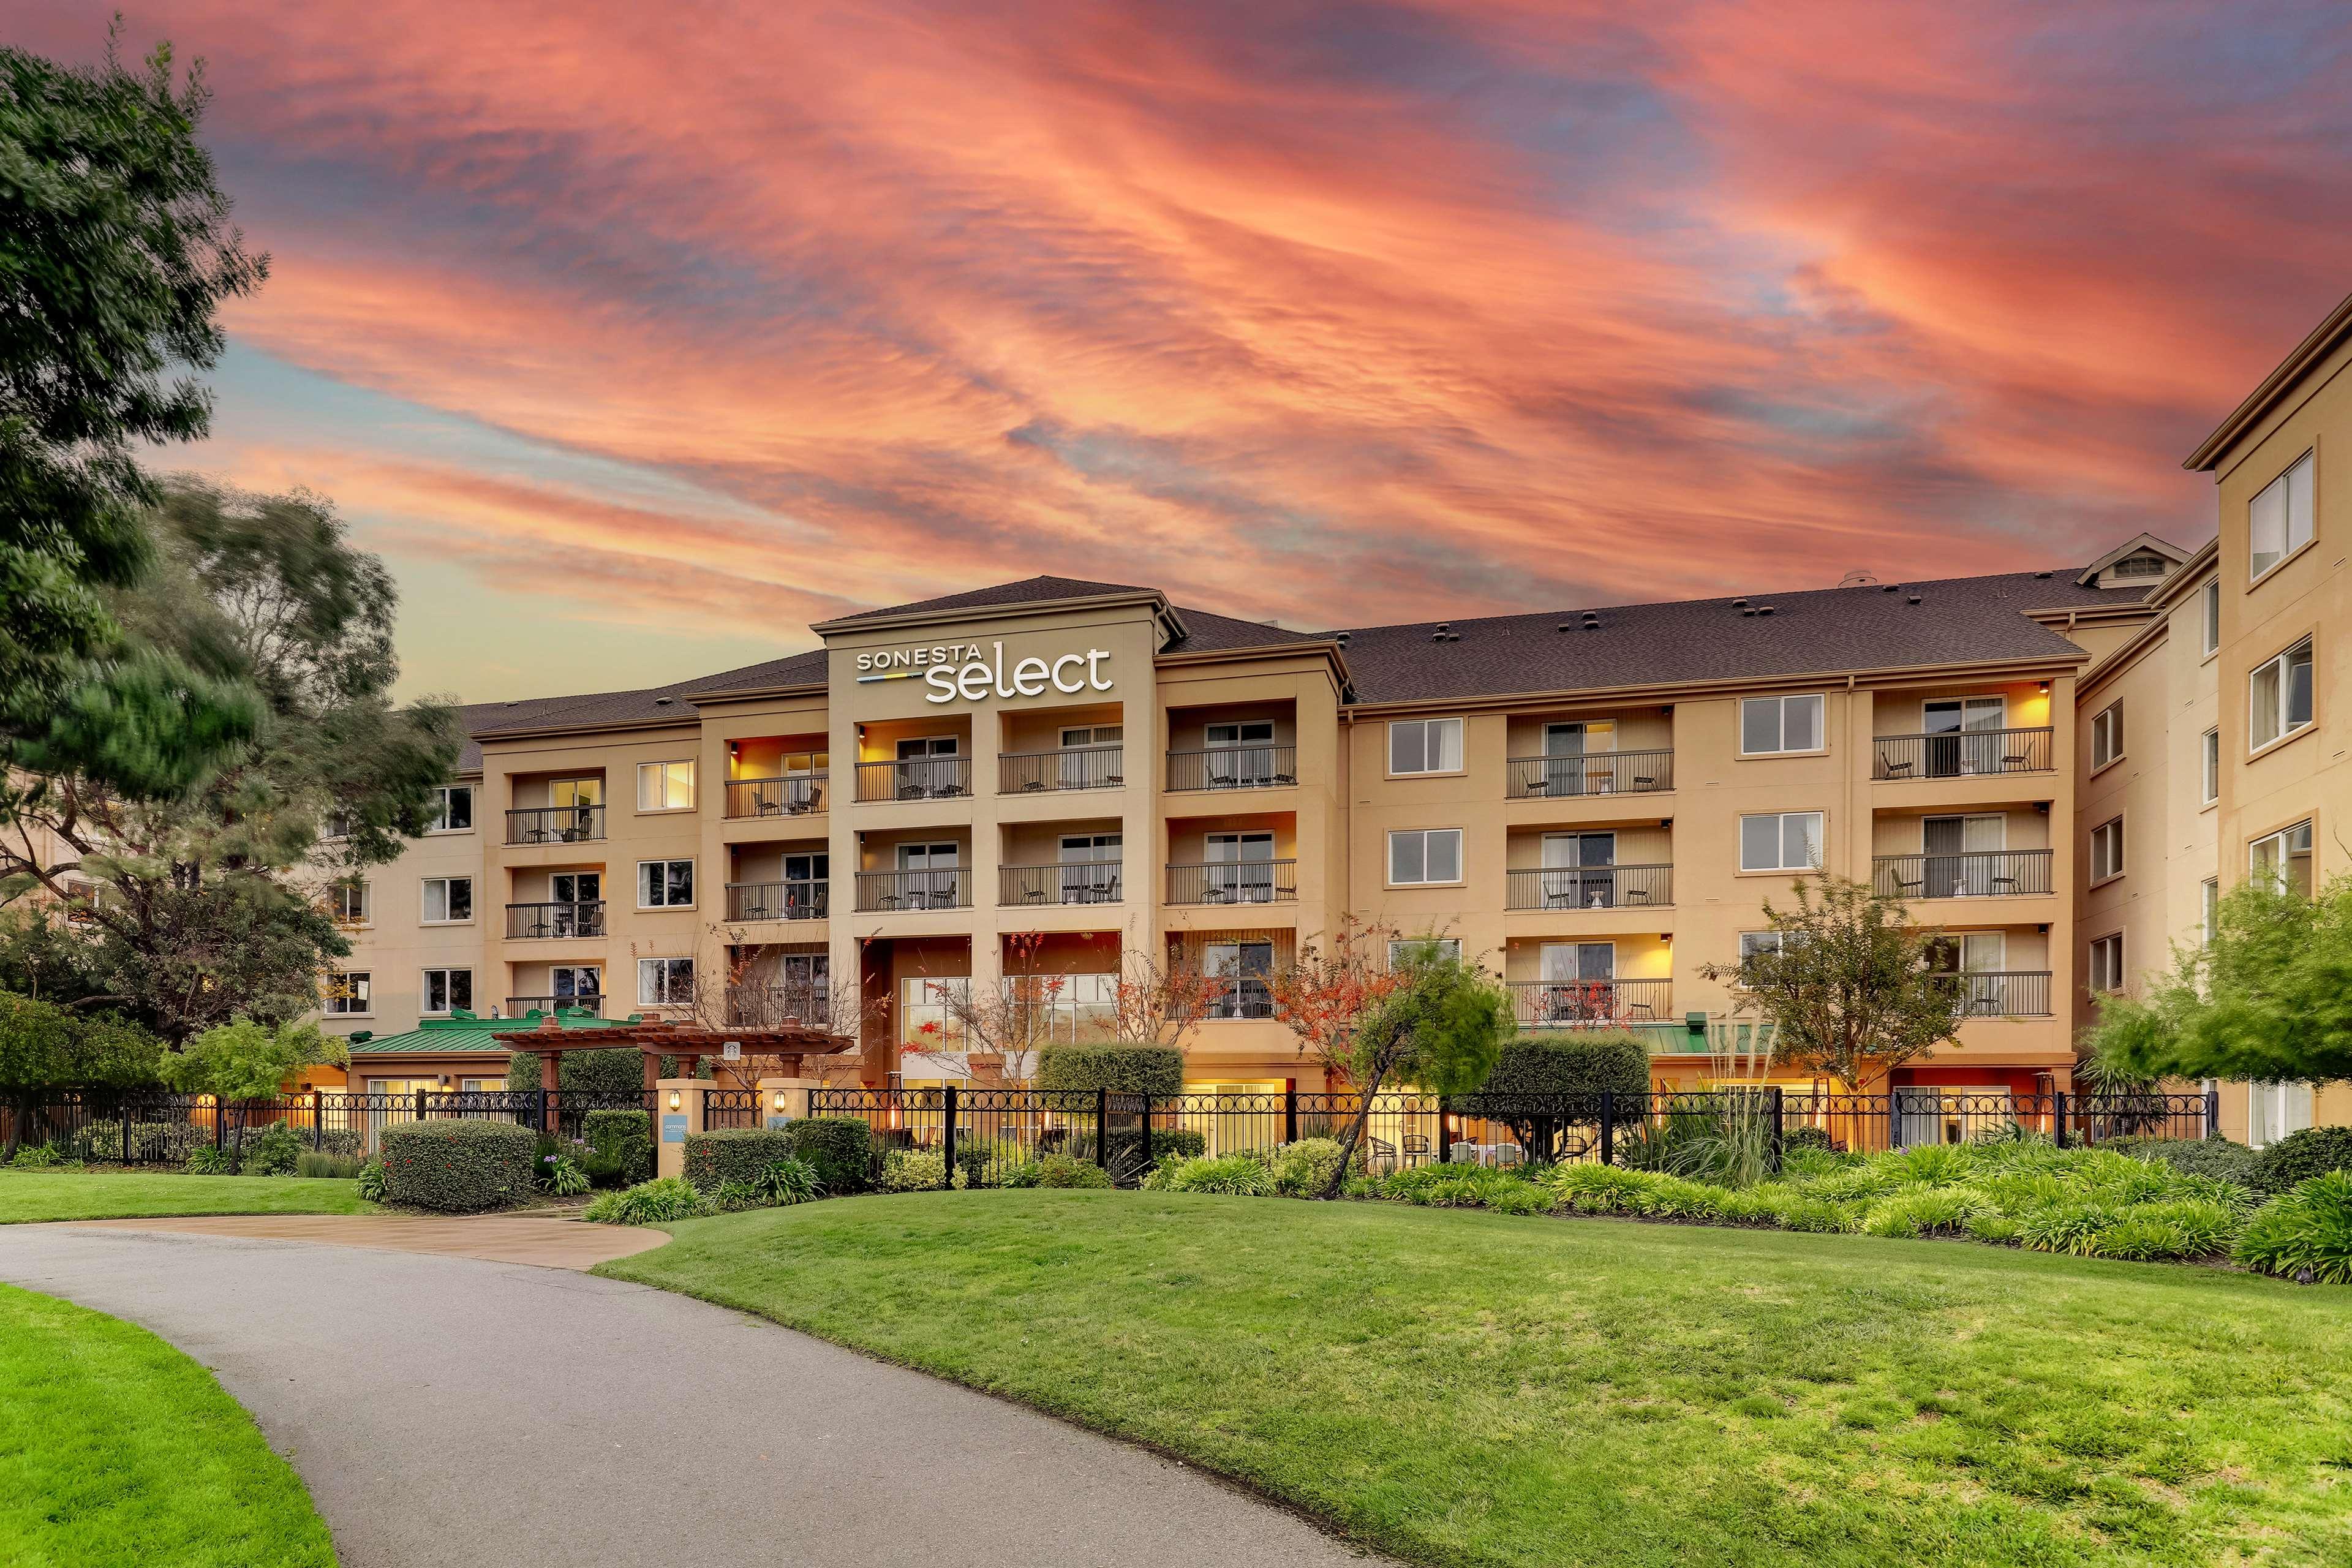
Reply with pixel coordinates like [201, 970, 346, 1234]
[1, 1225, 1375, 1567]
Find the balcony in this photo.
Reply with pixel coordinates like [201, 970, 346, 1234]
[505, 994, 601, 1016]
[1505, 750, 1673, 799]
[1872, 849, 2054, 900]
[1000, 746, 1123, 794]
[1509, 978, 1671, 1029]
[505, 805, 606, 845]
[723, 775, 827, 818]
[855, 757, 973, 803]
[504, 900, 606, 939]
[1204, 976, 1275, 1020]
[724, 879, 829, 922]
[1872, 728, 2053, 780]
[854, 867, 972, 913]
[1000, 861, 1124, 907]
[726, 984, 831, 1028]
[1165, 745, 1297, 793]
[1504, 864, 1672, 911]
[1936, 970, 2054, 1018]
[1166, 860, 1298, 906]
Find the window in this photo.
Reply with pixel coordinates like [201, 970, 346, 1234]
[2201, 878, 2218, 945]
[2110, 550, 2169, 579]
[2202, 728, 2220, 805]
[2248, 637, 2314, 750]
[1203, 941, 1275, 1019]
[1738, 930, 1785, 960]
[2090, 703, 2123, 769]
[1738, 811, 1822, 873]
[638, 859, 695, 908]
[2202, 578, 2220, 655]
[2250, 820, 2314, 897]
[2090, 818, 2124, 882]
[325, 971, 372, 1016]
[431, 785, 474, 832]
[421, 968, 473, 1015]
[2249, 451, 2315, 578]
[551, 966, 602, 1006]
[2087, 933, 2123, 993]
[328, 880, 369, 924]
[421, 876, 473, 923]
[638, 957, 695, 1006]
[323, 811, 354, 841]
[2248, 1081, 2315, 1147]
[899, 976, 966, 1050]
[637, 760, 695, 811]
[1387, 937, 1462, 968]
[1740, 694, 1824, 755]
[1388, 827, 1464, 885]
[1389, 717, 1464, 775]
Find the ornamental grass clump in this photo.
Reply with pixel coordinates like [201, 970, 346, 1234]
[1164, 1153, 1276, 1196]
[582, 1176, 709, 1225]
[1860, 1186, 1990, 1239]
[2236, 1170, 2352, 1284]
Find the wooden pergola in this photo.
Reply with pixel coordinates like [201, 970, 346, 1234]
[489, 1016, 856, 1106]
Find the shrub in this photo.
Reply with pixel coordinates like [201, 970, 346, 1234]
[356, 1159, 386, 1201]
[2105, 1136, 2262, 1188]
[1964, 1211, 2023, 1245]
[756, 1156, 821, 1205]
[295, 1150, 365, 1179]
[2248, 1126, 2352, 1195]
[2089, 1215, 2199, 1262]
[1885, 1144, 1974, 1189]
[1630, 1175, 1726, 1219]
[379, 1120, 538, 1212]
[1035, 1043, 1185, 1097]
[540, 1154, 590, 1196]
[184, 1144, 238, 1175]
[1271, 1137, 1345, 1197]
[583, 1176, 708, 1225]
[1774, 1195, 1864, 1233]
[1164, 1153, 1276, 1196]
[1782, 1124, 1838, 1155]
[581, 1109, 652, 1185]
[1480, 1031, 1652, 1099]
[243, 1123, 303, 1177]
[1034, 1153, 1113, 1188]
[2016, 1202, 2119, 1256]
[1860, 1186, 1988, 1238]
[682, 1128, 797, 1194]
[2236, 1170, 2352, 1284]
[994, 1159, 1045, 1188]
[883, 1148, 948, 1192]
[9, 1143, 62, 1168]
[782, 1117, 875, 1194]
[1479, 1177, 1551, 1216]
[1544, 1162, 1670, 1213]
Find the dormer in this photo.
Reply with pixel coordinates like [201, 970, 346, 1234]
[2075, 533, 2192, 592]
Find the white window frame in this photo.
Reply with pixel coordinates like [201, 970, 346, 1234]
[2248, 1080, 2315, 1147]
[2249, 820, 2314, 897]
[1387, 827, 1464, 886]
[2201, 728, 2220, 805]
[325, 971, 372, 1017]
[1738, 930, 1785, 961]
[1738, 811, 1823, 873]
[2201, 878, 2218, 946]
[2089, 818, 2124, 883]
[2089, 703, 2123, 770]
[2248, 450, 2315, 581]
[328, 879, 370, 925]
[2201, 578, 2220, 657]
[2087, 933, 2123, 994]
[421, 968, 473, 1016]
[2247, 636, 2314, 753]
[1387, 717, 1465, 776]
[1738, 693, 1825, 756]
[636, 760, 696, 812]
[551, 965, 603, 1005]
[429, 784, 475, 834]
[420, 876, 473, 925]
[638, 957, 696, 1006]
[637, 858, 696, 909]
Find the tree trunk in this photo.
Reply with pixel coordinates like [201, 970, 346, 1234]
[1321, 1058, 1388, 1199]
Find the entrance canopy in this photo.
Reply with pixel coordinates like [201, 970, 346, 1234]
[490, 1016, 856, 1093]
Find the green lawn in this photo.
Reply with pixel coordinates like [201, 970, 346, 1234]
[0, 1170, 376, 1224]
[0, 1283, 336, 1566]
[603, 1192, 2352, 1568]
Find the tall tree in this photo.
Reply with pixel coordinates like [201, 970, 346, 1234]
[0, 478, 461, 1041]
[1, 28, 268, 794]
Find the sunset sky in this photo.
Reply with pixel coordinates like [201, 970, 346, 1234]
[18, 2, 2352, 701]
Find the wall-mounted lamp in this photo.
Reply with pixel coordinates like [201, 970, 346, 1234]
[667, 1090, 682, 1112]
[2037, 680, 2050, 693]
[772, 1091, 788, 1112]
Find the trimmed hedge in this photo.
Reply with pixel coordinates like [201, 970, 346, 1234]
[683, 1128, 796, 1194]
[1480, 1031, 1652, 1099]
[2248, 1126, 2352, 1194]
[581, 1109, 652, 1185]
[2106, 1135, 2263, 1188]
[379, 1120, 538, 1212]
[782, 1117, 874, 1194]
[1036, 1044, 1184, 1097]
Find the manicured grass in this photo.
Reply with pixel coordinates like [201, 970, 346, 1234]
[0, 1170, 376, 1224]
[0, 1283, 336, 1567]
[603, 1192, 2352, 1568]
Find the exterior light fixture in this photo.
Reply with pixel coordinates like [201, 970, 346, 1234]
[667, 1090, 682, 1112]
[2037, 680, 2050, 693]
[772, 1091, 788, 1112]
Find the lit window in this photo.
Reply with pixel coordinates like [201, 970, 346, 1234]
[2090, 818, 2124, 881]
[1739, 695, 1824, 755]
[637, 761, 696, 811]
[1388, 828, 1464, 885]
[2090, 703, 2123, 769]
[2250, 820, 2314, 898]
[421, 877, 473, 924]
[431, 785, 474, 832]
[1738, 812, 1823, 873]
[2248, 638, 2313, 751]
[325, 971, 372, 1016]
[638, 859, 695, 908]
[638, 957, 695, 1006]
[2087, 934, 2123, 993]
[1389, 717, 1464, 775]
[2249, 451, 2315, 578]
[422, 968, 473, 1015]
[2202, 729, 2220, 805]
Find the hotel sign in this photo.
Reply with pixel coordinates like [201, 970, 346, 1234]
[856, 641, 1112, 704]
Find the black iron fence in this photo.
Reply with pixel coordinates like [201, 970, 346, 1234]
[1, 1088, 659, 1163]
[1165, 859, 1298, 905]
[854, 756, 973, 802]
[505, 995, 604, 1016]
[504, 804, 607, 844]
[1504, 864, 1673, 911]
[1872, 849, 2054, 899]
[723, 775, 827, 818]
[1872, 727, 2054, 780]
[1507, 978, 1672, 1028]
[1164, 745, 1298, 791]
[725, 879, 829, 921]
[999, 861, 1125, 906]
[1000, 746, 1125, 794]
[796, 1087, 2220, 1188]
[855, 867, 971, 912]
[1504, 749, 1674, 798]
[505, 900, 606, 938]
[1933, 970, 2054, 1018]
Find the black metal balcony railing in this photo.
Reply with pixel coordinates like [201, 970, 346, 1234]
[1872, 848, 2054, 900]
[504, 805, 606, 845]
[505, 995, 602, 1017]
[726, 985, 831, 1028]
[1505, 749, 1674, 799]
[1000, 746, 1124, 794]
[855, 867, 972, 912]
[723, 880, 829, 922]
[723, 775, 827, 818]
[1934, 971, 2054, 1019]
[1166, 860, 1299, 906]
[1204, 976, 1275, 1020]
[503, 900, 606, 939]
[1872, 727, 2053, 780]
[1164, 745, 1298, 792]
[1509, 978, 1672, 1029]
[999, 861, 1125, 907]
[854, 757, 973, 802]
[1504, 864, 1673, 911]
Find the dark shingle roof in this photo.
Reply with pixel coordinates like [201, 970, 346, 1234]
[818, 575, 1159, 625]
[1164, 606, 1329, 654]
[1330, 571, 2128, 706]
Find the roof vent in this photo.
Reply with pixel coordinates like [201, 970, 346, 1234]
[2034, 570, 2052, 579]
[1731, 597, 1749, 608]
[1882, 584, 1900, 593]
[1446, 631, 1461, 643]
[654, 696, 674, 705]
[1335, 631, 1351, 646]
[505, 699, 521, 707]
[1758, 606, 1776, 616]
[1838, 569, 1882, 587]
[1907, 594, 1923, 605]
[1740, 606, 1757, 617]
[1556, 623, 1574, 633]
